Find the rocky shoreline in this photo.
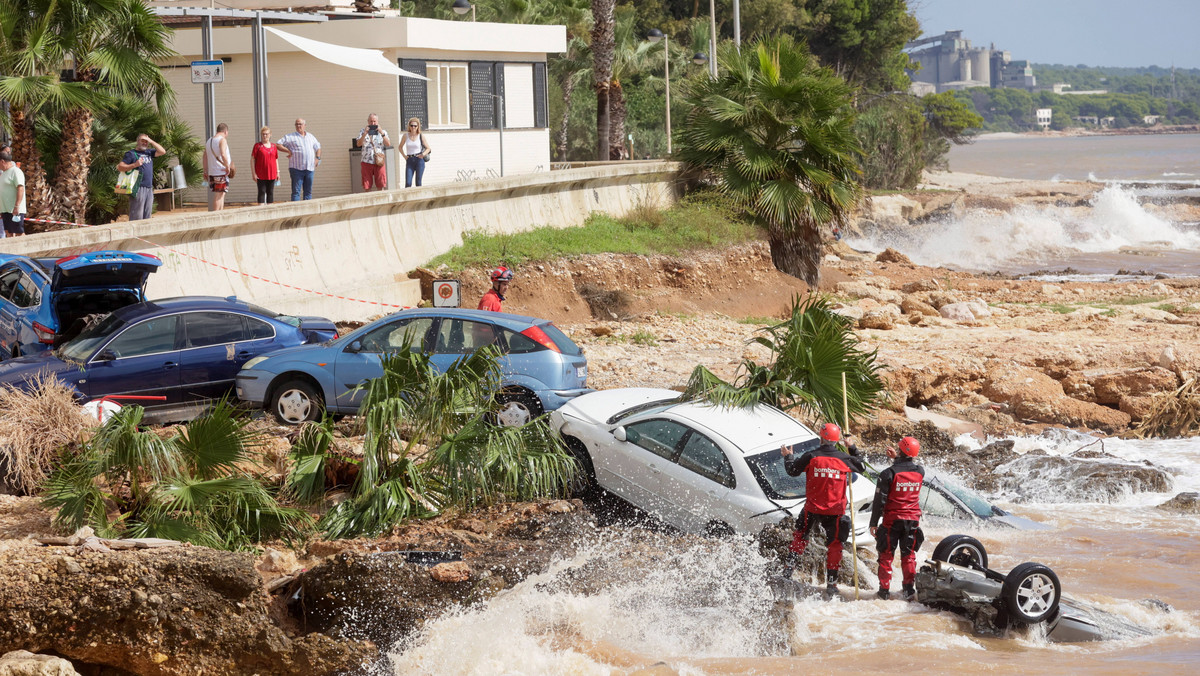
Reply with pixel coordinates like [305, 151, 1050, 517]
[3, 171, 1198, 674]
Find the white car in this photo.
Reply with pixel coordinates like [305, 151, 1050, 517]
[549, 388, 875, 537]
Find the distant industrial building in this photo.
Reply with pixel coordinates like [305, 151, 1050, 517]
[905, 31, 1036, 94]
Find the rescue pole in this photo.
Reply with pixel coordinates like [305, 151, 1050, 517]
[843, 371, 860, 600]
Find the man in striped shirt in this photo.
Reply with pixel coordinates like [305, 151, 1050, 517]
[277, 118, 322, 201]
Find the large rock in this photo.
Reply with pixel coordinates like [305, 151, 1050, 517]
[901, 296, 940, 316]
[0, 651, 78, 676]
[992, 455, 1173, 503]
[939, 300, 991, 322]
[981, 365, 1131, 432]
[860, 194, 923, 226]
[902, 279, 941, 293]
[835, 281, 903, 305]
[1062, 367, 1178, 405]
[1157, 492, 1200, 514]
[875, 248, 912, 264]
[0, 545, 371, 675]
[859, 311, 896, 330]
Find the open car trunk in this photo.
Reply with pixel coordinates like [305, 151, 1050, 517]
[53, 290, 143, 346]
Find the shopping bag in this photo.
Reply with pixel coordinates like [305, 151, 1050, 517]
[116, 169, 140, 195]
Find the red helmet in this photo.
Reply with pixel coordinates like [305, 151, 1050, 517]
[819, 423, 841, 443]
[490, 266, 513, 282]
[898, 436, 920, 457]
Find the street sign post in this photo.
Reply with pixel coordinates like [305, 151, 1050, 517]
[191, 60, 225, 84]
[433, 280, 461, 308]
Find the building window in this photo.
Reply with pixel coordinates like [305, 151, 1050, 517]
[426, 62, 469, 128]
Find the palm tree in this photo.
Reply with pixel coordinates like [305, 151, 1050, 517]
[676, 35, 864, 286]
[42, 401, 310, 550]
[684, 295, 885, 426]
[290, 344, 576, 539]
[590, 0, 615, 161]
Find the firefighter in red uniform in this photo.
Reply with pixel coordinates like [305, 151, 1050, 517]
[779, 422, 865, 594]
[870, 436, 925, 601]
[478, 266, 513, 312]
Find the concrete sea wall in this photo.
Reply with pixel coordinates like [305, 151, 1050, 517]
[0, 162, 682, 321]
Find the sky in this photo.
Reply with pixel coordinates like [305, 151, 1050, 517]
[911, 0, 1200, 69]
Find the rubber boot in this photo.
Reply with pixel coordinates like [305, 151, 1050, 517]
[902, 584, 916, 601]
[876, 589, 891, 601]
[825, 569, 839, 595]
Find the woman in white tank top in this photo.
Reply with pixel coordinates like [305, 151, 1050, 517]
[402, 117, 431, 187]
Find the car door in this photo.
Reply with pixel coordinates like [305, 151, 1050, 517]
[652, 429, 737, 533]
[177, 311, 254, 402]
[0, 267, 22, 350]
[82, 313, 182, 406]
[603, 417, 693, 529]
[332, 316, 435, 411]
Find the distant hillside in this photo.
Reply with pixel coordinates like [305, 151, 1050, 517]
[1033, 64, 1200, 102]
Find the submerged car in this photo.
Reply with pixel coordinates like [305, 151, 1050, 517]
[236, 308, 591, 425]
[549, 388, 876, 536]
[917, 470, 1048, 530]
[0, 296, 337, 422]
[0, 250, 162, 358]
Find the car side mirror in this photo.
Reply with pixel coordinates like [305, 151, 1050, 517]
[94, 350, 117, 362]
[612, 426, 627, 442]
[346, 340, 362, 354]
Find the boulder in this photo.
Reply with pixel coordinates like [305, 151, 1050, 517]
[1062, 367, 1177, 405]
[859, 311, 896, 330]
[0, 651, 79, 676]
[980, 364, 1131, 432]
[1119, 395, 1157, 422]
[902, 279, 941, 294]
[939, 302, 979, 322]
[963, 299, 992, 319]
[860, 194, 923, 226]
[992, 454, 1173, 503]
[901, 297, 940, 317]
[1041, 284, 1063, 296]
[1157, 492, 1200, 514]
[835, 281, 903, 305]
[875, 248, 912, 264]
[1158, 346, 1177, 370]
[430, 561, 472, 583]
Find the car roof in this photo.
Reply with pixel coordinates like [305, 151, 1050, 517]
[379, 307, 550, 329]
[110, 296, 275, 320]
[665, 401, 816, 456]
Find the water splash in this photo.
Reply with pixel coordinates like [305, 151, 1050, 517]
[846, 184, 1200, 272]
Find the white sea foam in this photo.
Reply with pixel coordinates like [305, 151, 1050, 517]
[845, 184, 1200, 272]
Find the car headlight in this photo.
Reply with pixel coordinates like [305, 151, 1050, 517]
[242, 356, 270, 370]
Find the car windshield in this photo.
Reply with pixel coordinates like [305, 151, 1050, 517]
[746, 439, 821, 500]
[57, 313, 127, 362]
[931, 475, 997, 518]
[606, 399, 679, 425]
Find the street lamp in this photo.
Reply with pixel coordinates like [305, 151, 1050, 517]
[647, 29, 672, 155]
[451, 0, 475, 21]
[708, 0, 717, 77]
[693, 52, 709, 66]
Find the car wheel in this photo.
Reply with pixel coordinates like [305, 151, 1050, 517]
[561, 435, 597, 497]
[495, 391, 543, 427]
[1001, 562, 1061, 625]
[932, 534, 989, 570]
[270, 379, 323, 425]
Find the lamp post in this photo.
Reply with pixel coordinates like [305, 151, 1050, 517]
[451, 0, 475, 21]
[647, 28, 672, 155]
[708, 0, 717, 77]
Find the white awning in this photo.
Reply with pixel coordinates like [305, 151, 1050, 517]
[264, 26, 428, 80]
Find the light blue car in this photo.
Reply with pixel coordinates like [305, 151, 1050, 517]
[236, 308, 592, 425]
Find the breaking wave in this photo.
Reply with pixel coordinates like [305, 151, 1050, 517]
[846, 185, 1200, 272]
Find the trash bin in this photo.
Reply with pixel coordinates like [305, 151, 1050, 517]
[349, 141, 394, 193]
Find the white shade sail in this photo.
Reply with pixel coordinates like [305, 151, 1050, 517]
[264, 26, 428, 80]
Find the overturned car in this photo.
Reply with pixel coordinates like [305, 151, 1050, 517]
[918, 535, 1155, 642]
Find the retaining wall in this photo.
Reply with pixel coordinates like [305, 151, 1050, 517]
[0, 162, 682, 321]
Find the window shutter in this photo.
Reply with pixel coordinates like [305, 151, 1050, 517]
[493, 62, 506, 128]
[399, 59, 428, 128]
[469, 62, 495, 129]
[533, 62, 548, 129]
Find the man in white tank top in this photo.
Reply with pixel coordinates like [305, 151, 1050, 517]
[203, 123, 233, 211]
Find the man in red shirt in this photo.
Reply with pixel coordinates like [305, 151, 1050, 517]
[478, 266, 513, 312]
[870, 436, 925, 601]
[780, 423, 865, 594]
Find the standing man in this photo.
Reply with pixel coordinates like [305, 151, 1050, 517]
[0, 151, 26, 238]
[779, 423, 865, 594]
[203, 122, 233, 212]
[356, 113, 391, 191]
[870, 436, 925, 601]
[478, 266, 513, 312]
[116, 134, 166, 221]
[278, 118, 321, 201]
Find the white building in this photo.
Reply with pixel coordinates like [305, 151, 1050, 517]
[1036, 107, 1053, 129]
[160, 16, 565, 204]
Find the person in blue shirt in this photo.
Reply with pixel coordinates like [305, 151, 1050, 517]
[116, 134, 166, 221]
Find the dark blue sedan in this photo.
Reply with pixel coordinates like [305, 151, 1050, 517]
[0, 296, 337, 423]
[0, 250, 162, 359]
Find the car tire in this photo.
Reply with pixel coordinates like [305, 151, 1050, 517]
[561, 435, 597, 497]
[495, 390, 543, 427]
[932, 534, 989, 570]
[270, 379, 324, 425]
[1001, 562, 1061, 625]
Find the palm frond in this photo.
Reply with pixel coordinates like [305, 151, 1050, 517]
[175, 399, 260, 479]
